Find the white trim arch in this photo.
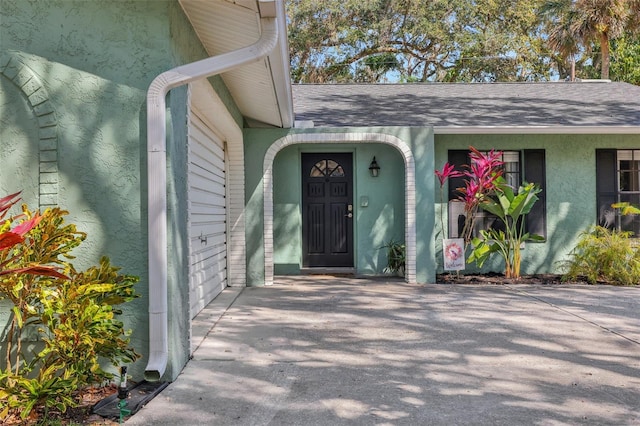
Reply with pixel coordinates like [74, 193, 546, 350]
[263, 132, 416, 285]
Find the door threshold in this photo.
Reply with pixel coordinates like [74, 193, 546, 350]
[300, 267, 355, 276]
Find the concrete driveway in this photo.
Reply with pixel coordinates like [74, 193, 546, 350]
[126, 276, 640, 425]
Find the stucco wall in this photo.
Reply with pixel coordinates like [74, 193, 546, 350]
[0, 74, 40, 204]
[244, 127, 436, 286]
[245, 129, 638, 284]
[434, 133, 640, 275]
[0, 0, 240, 381]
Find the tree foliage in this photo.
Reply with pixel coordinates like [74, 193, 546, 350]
[286, 0, 640, 84]
[541, 0, 640, 80]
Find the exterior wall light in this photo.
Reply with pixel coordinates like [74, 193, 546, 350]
[369, 156, 380, 177]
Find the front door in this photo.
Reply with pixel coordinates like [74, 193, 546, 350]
[302, 153, 354, 268]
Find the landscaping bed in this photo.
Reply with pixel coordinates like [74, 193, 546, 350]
[2, 385, 119, 425]
[437, 272, 587, 285]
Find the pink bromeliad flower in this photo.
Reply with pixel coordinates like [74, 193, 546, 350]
[462, 179, 483, 211]
[463, 148, 504, 201]
[439, 146, 506, 245]
[467, 149, 502, 182]
[435, 162, 463, 187]
[469, 147, 503, 172]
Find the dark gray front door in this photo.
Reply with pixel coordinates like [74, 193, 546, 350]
[302, 153, 354, 267]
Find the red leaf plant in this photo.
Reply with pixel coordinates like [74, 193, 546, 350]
[0, 192, 67, 279]
[434, 162, 463, 236]
[434, 147, 504, 245]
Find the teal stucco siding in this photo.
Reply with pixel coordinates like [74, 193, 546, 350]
[0, 0, 241, 381]
[244, 127, 436, 286]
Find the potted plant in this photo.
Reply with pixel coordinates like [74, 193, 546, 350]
[381, 239, 406, 276]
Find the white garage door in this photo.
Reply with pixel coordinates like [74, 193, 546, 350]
[188, 107, 227, 319]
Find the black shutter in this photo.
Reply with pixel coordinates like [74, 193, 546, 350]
[447, 150, 470, 201]
[596, 149, 617, 229]
[446, 150, 470, 238]
[523, 150, 546, 239]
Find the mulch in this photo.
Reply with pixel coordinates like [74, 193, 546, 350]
[436, 272, 587, 285]
[2, 384, 119, 426]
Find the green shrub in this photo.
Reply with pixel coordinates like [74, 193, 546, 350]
[561, 226, 640, 285]
[0, 203, 139, 422]
[380, 239, 406, 275]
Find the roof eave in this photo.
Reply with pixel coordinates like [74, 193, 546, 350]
[433, 126, 640, 135]
[178, 0, 294, 128]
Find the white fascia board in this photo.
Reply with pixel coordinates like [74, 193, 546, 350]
[433, 126, 640, 135]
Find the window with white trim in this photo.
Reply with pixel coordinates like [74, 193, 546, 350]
[597, 149, 640, 236]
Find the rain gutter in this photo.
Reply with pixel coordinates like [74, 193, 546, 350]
[144, 9, 279, 382]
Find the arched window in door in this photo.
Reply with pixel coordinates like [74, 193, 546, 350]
[309, 159, 345, 178]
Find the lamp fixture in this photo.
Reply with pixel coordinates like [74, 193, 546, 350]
[369, 156, 380, 177]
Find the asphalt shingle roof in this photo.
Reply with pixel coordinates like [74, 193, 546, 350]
[292, 82, 640, 128]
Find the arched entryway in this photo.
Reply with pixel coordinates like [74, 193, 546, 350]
[263, 132, 416, 285]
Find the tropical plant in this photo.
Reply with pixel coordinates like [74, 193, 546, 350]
[541, 0, 640, 80]
[467, 178, 545, 279]
[612, 201, 640, 215]
[0, 198, 139, 422]
[436, 147, 543, 278]
[0, 366, 78, 422]
[455, 147, 504, 245]
[380, 239, 406, 275]
[610, 201, 640, 239]
[0, 192, 66, 279]
[573, 0, 634, 80]
[435, 162, 463, 237]
[561, 226, 640, 285]
[542, 2, 581, 80]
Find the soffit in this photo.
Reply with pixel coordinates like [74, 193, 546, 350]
[179, 0, 292, 128]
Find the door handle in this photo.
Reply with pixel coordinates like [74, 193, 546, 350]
[345, 213, 353, 218]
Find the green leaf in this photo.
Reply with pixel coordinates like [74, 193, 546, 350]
[480, 199, 506, 219]
[612, 202, 640, 215]
[11, 306, 23, 328]
[468, 237, 498, 267]
[508, 183, 540, 219]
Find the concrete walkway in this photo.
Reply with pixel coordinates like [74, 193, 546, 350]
[126, 276, 640, 425]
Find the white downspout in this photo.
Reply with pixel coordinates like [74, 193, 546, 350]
[145, 15, 278, 382]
